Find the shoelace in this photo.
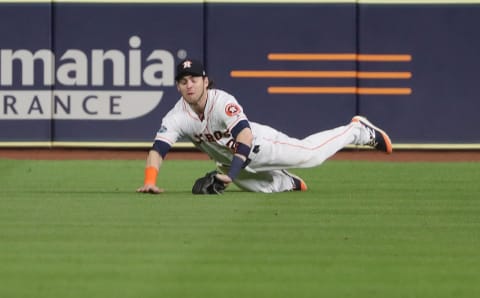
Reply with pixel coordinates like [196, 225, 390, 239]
[364, 126, 378, 147]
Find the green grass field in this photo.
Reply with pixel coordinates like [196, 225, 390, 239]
[1, 158, 479, 298]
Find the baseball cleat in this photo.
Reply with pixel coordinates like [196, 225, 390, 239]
[352, 116, 393, 154]
[287, 172, 308, 191]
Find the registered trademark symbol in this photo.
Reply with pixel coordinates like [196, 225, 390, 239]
[177, 49, 187, 59]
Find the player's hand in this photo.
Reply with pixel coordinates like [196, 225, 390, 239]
[215, 173, 232, 186]
[136, 184, 164, 194]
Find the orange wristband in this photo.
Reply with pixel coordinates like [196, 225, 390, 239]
[144, 166, 158, 185]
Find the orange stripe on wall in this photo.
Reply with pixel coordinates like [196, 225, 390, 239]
[230, 70, 412, 79]
[358, 72, 411, 79]
[268, 86, 412, 95]
[357, 54, 412, 62]
[356, 87, 412, 95]
[268, 53, 412, 62]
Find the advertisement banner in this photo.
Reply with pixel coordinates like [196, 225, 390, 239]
[358, 4, 480, 144]
[0, 3, 53, 143]
[206, 2, 358, 137]
[0, 1, 479, 147]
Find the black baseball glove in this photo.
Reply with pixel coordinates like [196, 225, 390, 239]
[192, 171, 226, 195]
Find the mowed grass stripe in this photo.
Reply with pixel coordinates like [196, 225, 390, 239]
[0, 159, 479, 298]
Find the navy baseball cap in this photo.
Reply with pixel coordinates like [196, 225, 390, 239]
[175, 59, 207, 81]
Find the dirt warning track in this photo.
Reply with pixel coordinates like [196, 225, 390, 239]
[1, 148, 479, 162]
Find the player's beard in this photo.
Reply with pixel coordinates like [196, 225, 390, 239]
[187, 88, 207, 110]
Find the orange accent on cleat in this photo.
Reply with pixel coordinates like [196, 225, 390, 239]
[290, 174, 308, 191]
[299, 179, 308, 191]
[351, 116, 393, 154]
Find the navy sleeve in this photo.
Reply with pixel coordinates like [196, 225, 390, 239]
[231, 120, 251, 139]
[151, 140, 171, 159]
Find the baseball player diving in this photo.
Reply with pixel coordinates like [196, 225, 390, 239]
[136, 59, 392, 194]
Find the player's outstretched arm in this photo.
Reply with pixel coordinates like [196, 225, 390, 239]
[216, 127, 253, 185]
[136, 149, 165, 194]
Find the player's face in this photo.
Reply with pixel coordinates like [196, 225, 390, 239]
[177, 75, 209, 107]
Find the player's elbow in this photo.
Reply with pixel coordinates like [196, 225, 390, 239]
[236, 127, 253, 146]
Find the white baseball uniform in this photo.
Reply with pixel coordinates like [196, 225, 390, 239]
[154, 88, 370, 193]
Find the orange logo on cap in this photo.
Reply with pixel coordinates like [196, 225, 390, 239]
[225, 103, 241, 116]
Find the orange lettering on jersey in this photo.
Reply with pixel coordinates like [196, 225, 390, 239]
[225, 103, 241, 117]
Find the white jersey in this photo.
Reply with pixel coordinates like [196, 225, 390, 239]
[155, 89, 250, 165]
[154, 88, 369, 192]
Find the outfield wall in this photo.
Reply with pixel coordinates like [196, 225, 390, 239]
[0, 0, 479, 148]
